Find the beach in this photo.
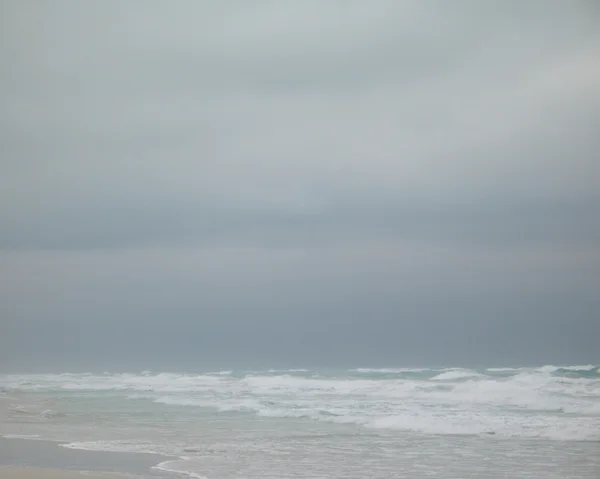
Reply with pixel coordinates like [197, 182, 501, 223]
[0, 466, 134, 479]
[0, 437, 171, 479]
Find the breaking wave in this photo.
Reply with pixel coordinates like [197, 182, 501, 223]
[1, 365, 599, 442]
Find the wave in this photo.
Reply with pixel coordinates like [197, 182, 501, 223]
[2, 366, 598, 392]
[143, 394, 600, 441]
[431, 369, 483, 381]
[350, 368, 427, 373]
[59, 440, 208, 478]
[153, 459, 209, 479]
[154, 395, 262, 413]
[3, 368, 600, 405]
[2, 366, 599, 442]
[1, 434, 43, 440]
[486, 367, 521, 372]
[61, 439, 169, 456]
[536, 364, 600, 375]
[266, 368, 309, 373]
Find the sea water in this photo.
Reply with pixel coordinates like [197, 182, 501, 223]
[1, 365, 599, 478]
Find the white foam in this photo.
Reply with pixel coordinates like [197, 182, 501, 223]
[153, 459, 209, 479]
[61, 440, 163, 455]
[431, 369, 482, 381]
[2, 366, 599, 443]
[534, 364, 598, 374]
[255, 406, 368, 426]
[350, 368, 428, 373]
[154, 395, 263, 413]
[257, 407, 311, 418]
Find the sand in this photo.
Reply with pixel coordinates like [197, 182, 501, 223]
[0, 437, 171, 479]
[0, 466, 139, 479]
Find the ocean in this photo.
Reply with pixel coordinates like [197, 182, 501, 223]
[1, 365, 599, 478]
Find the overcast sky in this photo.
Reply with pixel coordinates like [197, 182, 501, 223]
[1, 1, 599, 372]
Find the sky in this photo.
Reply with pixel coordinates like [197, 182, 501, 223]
[1, 1, 599, 372]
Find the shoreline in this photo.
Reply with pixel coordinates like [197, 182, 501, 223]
[0, 437, 175, 479]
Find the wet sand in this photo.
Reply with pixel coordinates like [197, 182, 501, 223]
[0, 466, 135, 479]
[0, 437, 172, 478]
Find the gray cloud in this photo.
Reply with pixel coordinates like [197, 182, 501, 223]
[1, 1, 599, 371]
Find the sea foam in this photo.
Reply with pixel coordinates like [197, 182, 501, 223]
[1, 366, 599, 442]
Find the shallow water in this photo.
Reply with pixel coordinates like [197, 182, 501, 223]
[1, 365, 599, 478]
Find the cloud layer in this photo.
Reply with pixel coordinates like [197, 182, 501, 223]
[1, 1, 599, 370]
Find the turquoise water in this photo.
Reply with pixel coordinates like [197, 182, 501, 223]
[1, 365, 599, 478]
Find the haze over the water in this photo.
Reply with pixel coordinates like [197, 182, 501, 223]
[1, 1, 598, 372]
